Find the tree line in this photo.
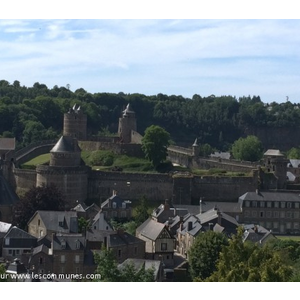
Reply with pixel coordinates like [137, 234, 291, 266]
[1, 79, 300, 151]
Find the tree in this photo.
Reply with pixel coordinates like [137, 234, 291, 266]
[0, 264, 10, 282]
[206, 228, 293, 282]
[188, 231, 228, 281]
[231, 135, 263, 162]
[93, 248, 155, 282]
[141, 125, 171, 167]
[14, 184, 66, 230]
[133, 195, 151, 226]
[287, 147, 300, 159]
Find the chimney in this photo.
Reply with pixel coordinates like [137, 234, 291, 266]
[113, 190, 117, 196]
[164, 199, 170, 211]
[188, 221, 193, 231]
[217, 209, 222, 226]
[179, 216, 184, 231]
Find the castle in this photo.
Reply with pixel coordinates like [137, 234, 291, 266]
[0, 103, 296, 223]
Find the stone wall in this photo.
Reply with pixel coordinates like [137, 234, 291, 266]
[13, 168, 37, 195]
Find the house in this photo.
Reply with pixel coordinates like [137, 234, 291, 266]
[0, 221, 12, 257]
[152, 199, 188, 224]
[136, 218, 175, 267]
[196, 206, 239, 236]
[91, 211, 113, 231]
[118, 258, 164, 282]
[176, 214, 203, 257]
[238, 191, 300, 234]
[86, 229, 145, 263]
[100, 190, 132, 221]
[2, 226, 37, 263]
[243, 224, 276, 246]
[27, 210, 78, 239]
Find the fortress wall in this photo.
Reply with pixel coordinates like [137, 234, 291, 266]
[13, 168, 37, 195]
[88, 171, 174, 202]
[36, 165, 90, 209]
[191, 175, 257, 202]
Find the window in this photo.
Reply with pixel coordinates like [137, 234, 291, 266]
[61, 239, 66, 249]
[287, 202, 292, 209]
[286, 212, 292, 218]
[266, 211, 272, 218]
[267, 201, 272, 208]
[266, 222, 272, 229]
[75, 255, 80, 263]
[244, 211, 250, 217]
[273, 222, 279, 229]
[39, 257, 43, 265]
[38, 219, 40, 226]
[134, 247, 137, 255]
[280, 212, 285, 218]
[260, 201, 265, 208]
[294, 212, 300, 219]
[274, 202, 279, 208]
[286, 222, 292, 229]
[294, 222, 299, 229]
[295, 202, 300, 209]
[122, 202, 126, 209]
[161, 243, 167, 251]
[8, 250, 12, 254]
[245, 201, 250, 208]
[260, 211, 264, 218]
[281, 202, 286, 208]
[121, 211, 126, 218]
[112, 202, 117, 209]
[75, 240, 80, 250]
[252, 201, 257, 208]
[118, 249, 122, 258]
[274, 211, 279, 218]
[252, 211, 257, 217]
[61, 255, 66, 263]
[5, 238, 10, 246]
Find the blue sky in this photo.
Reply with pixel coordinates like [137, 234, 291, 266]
[0, 18, 299, 103]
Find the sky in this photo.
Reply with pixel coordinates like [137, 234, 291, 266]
[0, 3, 299, 104]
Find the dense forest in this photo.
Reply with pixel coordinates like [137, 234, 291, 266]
[1, 79, 300, 151]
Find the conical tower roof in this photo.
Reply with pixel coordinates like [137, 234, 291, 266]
[50, 136, 80, 153]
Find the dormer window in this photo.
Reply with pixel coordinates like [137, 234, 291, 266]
[61, 239, 66, 249]
[112, 202, 117, 209]
[75, 240, 80, 250]
[122, 202, 126, 209]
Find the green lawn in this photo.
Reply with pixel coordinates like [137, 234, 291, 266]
[22, 153, 50, 167]
[276, 235, 300, 241]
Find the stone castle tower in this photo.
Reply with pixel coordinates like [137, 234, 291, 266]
[118, 103, 137, 143]
[36, 106, 89, 209]
[63, 104, 87, 140]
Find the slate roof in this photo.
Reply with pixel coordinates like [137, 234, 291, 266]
[50, 136, 81, 153]
[288, 159, 300, 168]
[264, 149, 284, 157]
[118, 258, 162, 281]
[136, 218, 166, 241]
[101, 194, 131, 209]
[174, 202, 241, 215]
[210, 151, 231, 160]
[0, 138, 15, 151]
[3, 226, 37, 248]
[196, 208, 239, 226]
[52, 234, 85, 251]
[29, 210, 78, 234]
[177, 215, 202, 237]
[242, 224, 275, 244]
[0, 221, 12, 233]
[239, 191, 300, 203]
[31, 244, 50, 256]
[109, 231, 144, 247]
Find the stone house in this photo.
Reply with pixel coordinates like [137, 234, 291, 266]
[28, 233, 95, 279]
[2, 226, 37, 262]
[27, 210, 78, 239]
[136, 218, 175, 267]
[243, 224, 276, 246]
[100, 191, 132, 221]
[238, 191, 300, 234]
[86, 229, 145, 264]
